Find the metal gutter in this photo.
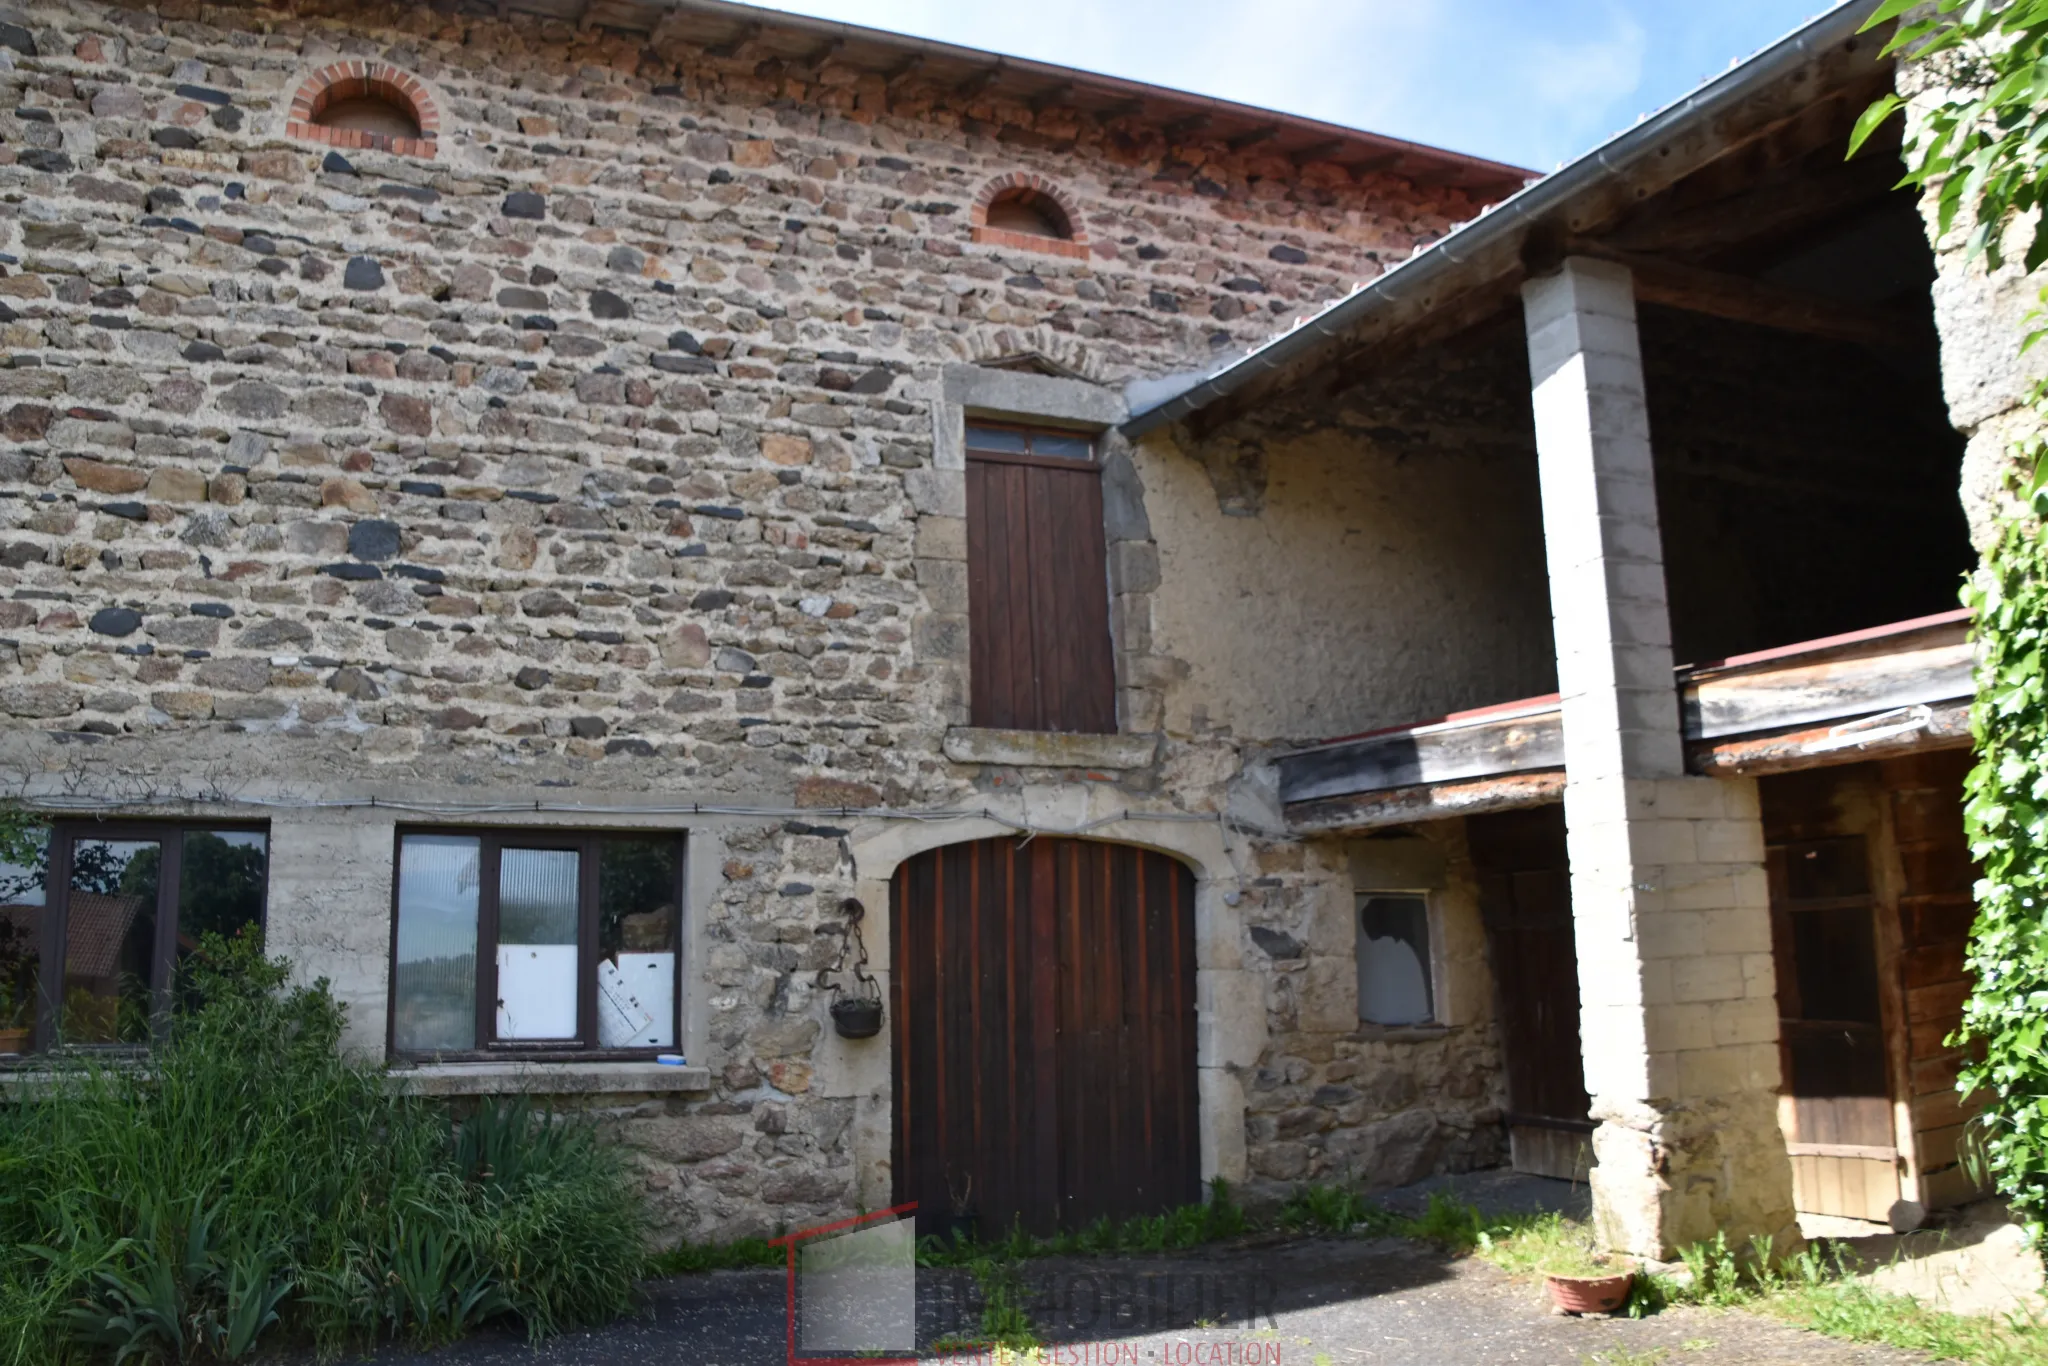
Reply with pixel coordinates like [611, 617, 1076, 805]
[1121, 0, 1885, 439]
[640, 0, 1532, 185]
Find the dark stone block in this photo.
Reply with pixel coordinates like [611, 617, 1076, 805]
[1248, 926, 1304, 960]
[1268, 244, 1309, 264]
[589, 289, 631, 319]
[850, 367, 895, 394]
[347, 520, 402, 562]
[389, 564, 444, 582]
[0, 23, 35, 54]
[174, 84, 231, 106]
[691, 590, 735, 611]
[242, 234, 276, 255]
[343, 257, 385, 291]
[18, 149, 72, 172]
[877, 156, 912, 171]
[399, 480, 445, 497]
[513, 666, 551, 690]
[319, 562, 382, 581]
[693, 505, 745, 520]
[1149, 290, 1180, 313]
[667, 329, 701, 353]
[143, 187, 184, 212]
[604, 738, 656, 757]
[651, 355, 715, 375]
[379, 183, 438, 204]
[568, 715, 608, 739]
[88, 607, 140, 637]
[1223, 277, 1267, 293]
[189, 602, 232, 618]
[502, 191, 546, 219]
[99, 502, 146, 521]
[497, 287, 548, 310]
[210, 105, 242, 132]
[321, 151, 355, 175]
[521, 315, 557, 331]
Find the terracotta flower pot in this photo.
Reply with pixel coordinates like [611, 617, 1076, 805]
[1545, 1270, 1634, 1315]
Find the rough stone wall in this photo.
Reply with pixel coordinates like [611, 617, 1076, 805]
[1896, 62, 2048, 549]
[1232, 821, 1506, 1206]
[0, 0, 1523, 1243]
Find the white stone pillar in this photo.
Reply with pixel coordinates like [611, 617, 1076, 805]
[1522, 258, 1796, 1260]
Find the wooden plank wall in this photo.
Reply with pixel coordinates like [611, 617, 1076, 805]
[1880, 749, 1986, 1209]
[1759, 753, 1985, 1213]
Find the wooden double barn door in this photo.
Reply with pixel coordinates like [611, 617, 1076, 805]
[891, 837, 1200, 1237]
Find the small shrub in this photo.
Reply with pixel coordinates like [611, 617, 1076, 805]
[0, 932, 648, 1363]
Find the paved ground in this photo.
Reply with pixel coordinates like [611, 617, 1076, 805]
[326, 1172, 1934, 1366]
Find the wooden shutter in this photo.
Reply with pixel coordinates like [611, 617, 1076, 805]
[964, 424, 1117, 733]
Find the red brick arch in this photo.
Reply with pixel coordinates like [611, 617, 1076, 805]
[286, 62, 439, 159]
[970, 173, 1090, 260]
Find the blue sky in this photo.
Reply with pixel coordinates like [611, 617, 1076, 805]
[746, 0, 1845, 172]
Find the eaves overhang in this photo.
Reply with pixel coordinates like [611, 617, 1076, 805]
[1121, 0, 1888, 439]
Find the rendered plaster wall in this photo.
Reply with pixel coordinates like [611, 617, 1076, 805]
[0, 0, 1506, 1242]
[1139, 323, 1558, 749]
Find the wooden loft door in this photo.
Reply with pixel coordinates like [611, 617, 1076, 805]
[964, 423, 1116, 734]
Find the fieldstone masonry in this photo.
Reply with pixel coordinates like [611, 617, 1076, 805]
[1523, 258, 1797, 1259]
[0, 0, 1516, 1242]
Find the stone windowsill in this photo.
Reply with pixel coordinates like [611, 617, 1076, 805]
[943, 727, 1158, 770]
[391, 1061, 713, 1096]
[1350, 1023, 1456, 1043]
[2, 1060, 714, 1100]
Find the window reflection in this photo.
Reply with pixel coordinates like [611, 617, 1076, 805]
[0, 826, 46, 1055]
[65, 839, 160, 1045]
[393, 835, 480, 1053]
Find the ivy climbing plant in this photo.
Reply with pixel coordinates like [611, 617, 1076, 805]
[1856, 0, 2048, 1238]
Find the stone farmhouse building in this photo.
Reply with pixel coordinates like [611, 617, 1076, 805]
[0, 0, 2026, 1260]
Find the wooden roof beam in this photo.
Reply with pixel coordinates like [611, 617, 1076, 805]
[1029, 81, 1074, 113]
[704, 21, 761, 59]
[1571, 242, 1924, 350]
[954, 64, 1002, 100]
[1228, 125, 1279, 152]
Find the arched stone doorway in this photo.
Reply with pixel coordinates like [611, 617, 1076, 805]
[891, 836, 1200, 1237]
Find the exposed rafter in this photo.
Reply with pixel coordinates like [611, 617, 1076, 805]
[703, 21, 760, 59]
[1569, 242, 1924, 350]
[1227, 125, 1279, 152]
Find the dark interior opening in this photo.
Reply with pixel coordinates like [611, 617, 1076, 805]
[1643, 186, 1971, 666]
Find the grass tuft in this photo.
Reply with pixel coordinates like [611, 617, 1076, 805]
[645, 1235, 785, 1277]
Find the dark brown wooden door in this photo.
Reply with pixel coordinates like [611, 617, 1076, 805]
[891, 837, 1199, 1237]
[1468, 805, 1593, 1179]
[965, 427, 1116, 734]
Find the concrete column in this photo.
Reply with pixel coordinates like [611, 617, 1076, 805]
[1522, 258, 1796, 1260]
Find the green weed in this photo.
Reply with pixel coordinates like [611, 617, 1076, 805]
[0, 932, 647, 1364]
[645, 1236, 786, 1276]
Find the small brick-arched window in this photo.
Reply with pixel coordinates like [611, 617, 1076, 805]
[971, 173, 1090, 260]
[287, 62, 439, 158]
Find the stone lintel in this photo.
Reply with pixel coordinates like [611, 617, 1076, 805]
[942, 726, 1157, 769]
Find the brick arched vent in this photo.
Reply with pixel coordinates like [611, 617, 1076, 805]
[971, 173, 1090, 260]
[287, 62, 439, 158]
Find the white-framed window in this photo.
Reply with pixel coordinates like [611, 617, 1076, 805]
[1356, 891, 1438, 1027]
